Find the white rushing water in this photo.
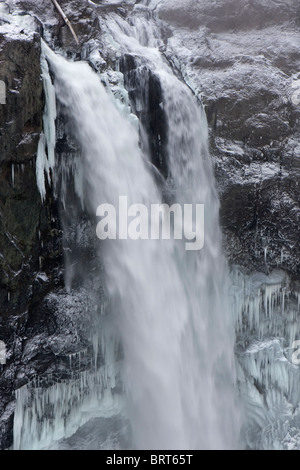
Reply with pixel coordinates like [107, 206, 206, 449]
[14, 7, 240, 450]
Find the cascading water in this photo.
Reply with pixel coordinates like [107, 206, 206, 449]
[13, 6, 240, 450]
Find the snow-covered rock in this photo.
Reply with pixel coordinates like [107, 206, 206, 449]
[159, 0, 300, 276]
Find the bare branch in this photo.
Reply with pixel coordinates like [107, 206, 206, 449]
[50, 0, 79, 45]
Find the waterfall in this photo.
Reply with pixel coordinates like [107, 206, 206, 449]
[14, 7, 240, 450]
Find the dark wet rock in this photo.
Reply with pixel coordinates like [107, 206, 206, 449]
[0, 34, 42, 163]
[0, 24, 63, 312]
[120, 55, 169, 177]
[0, 2, 65, 448]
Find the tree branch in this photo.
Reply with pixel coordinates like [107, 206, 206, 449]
[50, 0, 79, 45]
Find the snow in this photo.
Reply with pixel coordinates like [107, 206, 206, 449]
[291, 75, 300, 105]
[0, 2, 37, 40]
[161, 10, 300, 116]
[35, 272, 48, 283]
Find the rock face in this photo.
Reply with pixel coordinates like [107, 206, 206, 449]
[0, 5, 62, 448]
[159, 0, 300, 277]
[0, 23, 43, 312]
[158, 0, 299, 31]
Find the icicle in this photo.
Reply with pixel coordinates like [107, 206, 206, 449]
[281, 247, 284, 264]
[36, 42, 57, 201]
[36, 133, 48, 201]
[13, 364, 122, 450]
[263, 246, 268, 263]
[41, 48, 57, 168]
[297, 293, 300, 312]
[11, 163, 14, 187]
[239, 337, 300, 449]
[232, 266, 300, 449]
[282, 287, 286, 314]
